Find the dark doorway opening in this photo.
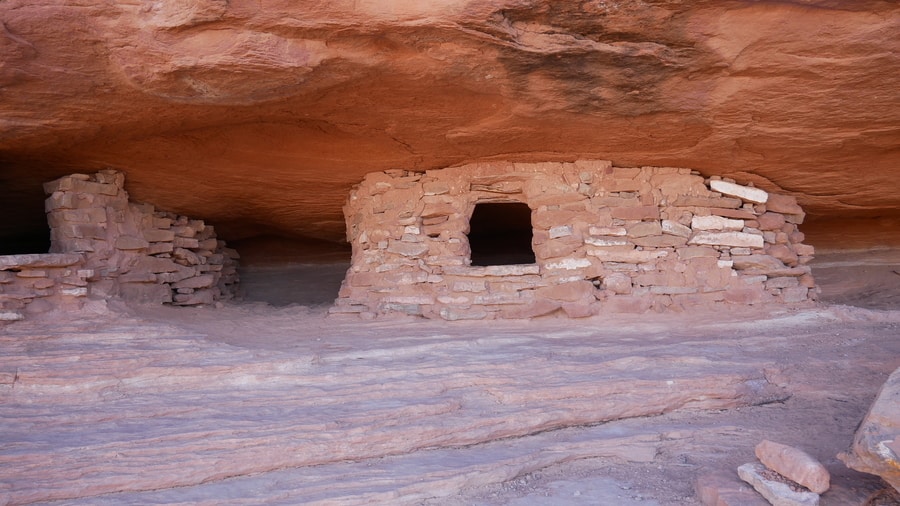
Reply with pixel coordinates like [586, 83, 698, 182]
[230, 235, 351, 307]
[468, 202, 535, 266]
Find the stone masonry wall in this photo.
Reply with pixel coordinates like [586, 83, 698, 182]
[332, 160, 817, 319]
[0, 170, 238, 321]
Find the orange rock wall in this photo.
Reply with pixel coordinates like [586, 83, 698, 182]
[333, 161, 816, 319]
[0, 1, 897, 248]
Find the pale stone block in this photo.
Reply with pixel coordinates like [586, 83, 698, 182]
[544, 258, 592, 270]
[549, 225, 573, 238]
[437, 295, 470, 304]
[587, 248, 668, 263]
[755, 440, 830, 494]
[710, 180, 769, 204]
[689, 232, 764, 249]
[481, 265, 539, 276]
[0, 254, 83, 269]
[661, 220, 691, 237]
[0, 311, 25, 321]
[585, 237, 628, 247]
[60, 287, 88, 297]
[691, 215, 744, 231]
[737, 463, 819, 506]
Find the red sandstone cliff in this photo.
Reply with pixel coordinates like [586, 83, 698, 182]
[0, 0, 897, 246]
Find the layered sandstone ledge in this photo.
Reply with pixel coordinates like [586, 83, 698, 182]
[333, 160, 817, 319]
[0, 171, 238, 320]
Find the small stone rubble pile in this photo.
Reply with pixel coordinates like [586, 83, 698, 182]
[0, 170, 238, 320]
[697, 440, 830, 506]
[333, 160, 818, 319]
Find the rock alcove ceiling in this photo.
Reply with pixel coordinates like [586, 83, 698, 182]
[0, 0, 898, 254]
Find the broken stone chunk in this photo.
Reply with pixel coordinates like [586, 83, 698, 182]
[737, 462, 819, 506]
[688, 232, 764, 249]
[691, 215, 744, 231]
[710, 180, 769, 204]
[755, 440, 830, 494]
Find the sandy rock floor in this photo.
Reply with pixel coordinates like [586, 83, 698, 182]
[1, 248, 899, 505]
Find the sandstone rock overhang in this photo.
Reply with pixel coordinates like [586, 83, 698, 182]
[0, 1, 898, 251]
[332, 160, 817, 319]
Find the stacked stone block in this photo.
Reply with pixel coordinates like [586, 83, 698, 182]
[0, 170, 239, 321]
[0, 253, 91, 321]
[43, 170, 239, 306]
[332, 160, 817, 319]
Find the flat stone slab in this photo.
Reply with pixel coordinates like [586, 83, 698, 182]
[738, 463, 819, 506]
[0, 253, 83, 270]
[755, 440, 830, 493]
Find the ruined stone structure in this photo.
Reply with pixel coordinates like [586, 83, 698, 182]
[0, 170, 238, 321]
[332, 161, 817, 319]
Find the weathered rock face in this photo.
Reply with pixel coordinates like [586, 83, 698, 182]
[840, 366, 900, 492]
[0, 1, 897, 249]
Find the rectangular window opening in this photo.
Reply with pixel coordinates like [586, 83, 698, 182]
[467, 202, 536, 266]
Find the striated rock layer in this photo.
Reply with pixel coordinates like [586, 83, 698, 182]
[0, 1, 898, 249]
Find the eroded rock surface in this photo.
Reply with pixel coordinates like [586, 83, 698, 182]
[1, 304, 896, 504]
[840, 367, 900, 492]
[0, 1, 897, 248]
